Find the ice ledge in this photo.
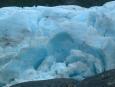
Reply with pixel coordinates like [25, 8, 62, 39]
[0, 1, 115, 86]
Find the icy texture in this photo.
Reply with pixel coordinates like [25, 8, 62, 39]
[0, 1, 115, 86]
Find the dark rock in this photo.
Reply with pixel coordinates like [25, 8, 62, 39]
[10, 69, 115, 87]
[64, 0, 114, 7]
[10, 78, 78, 87]
[0, 0, 114, 8]
[78, 69, 115, 87]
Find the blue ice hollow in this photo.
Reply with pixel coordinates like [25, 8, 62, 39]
[0, 1, 115, 86]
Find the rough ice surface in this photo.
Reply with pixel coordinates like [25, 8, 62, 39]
[0, 1, 115, 86]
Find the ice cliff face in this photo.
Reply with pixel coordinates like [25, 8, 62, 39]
[0, 1, 115, 86]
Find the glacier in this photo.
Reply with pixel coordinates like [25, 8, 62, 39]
[0, 1, 115, 86]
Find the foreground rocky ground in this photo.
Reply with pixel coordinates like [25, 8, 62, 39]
[78, 69, 115, 87]
[10, 78, 78, 87]
[10, 69, 115, 87]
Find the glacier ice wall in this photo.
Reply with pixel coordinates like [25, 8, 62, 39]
[0, 1, 115, 86]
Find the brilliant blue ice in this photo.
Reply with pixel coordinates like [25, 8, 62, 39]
[0, 1, 115, 86]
